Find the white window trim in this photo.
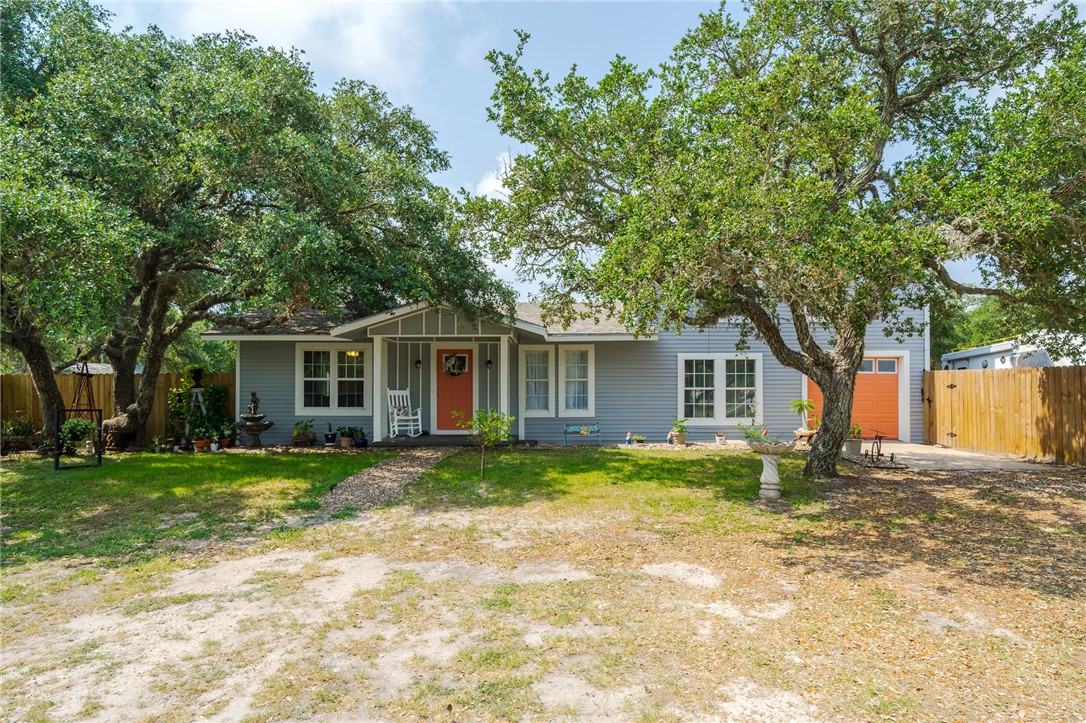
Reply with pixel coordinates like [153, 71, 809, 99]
[676, 353, 764, 427]
[558, 344, 595, 418]
[519, 344, 554, 418]
[295, 342, 373, 416]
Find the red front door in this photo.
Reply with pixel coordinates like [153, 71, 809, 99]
[436, 348, 473, 431]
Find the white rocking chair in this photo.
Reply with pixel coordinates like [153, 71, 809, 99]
[387, 389, 422, 438]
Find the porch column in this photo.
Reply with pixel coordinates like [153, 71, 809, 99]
[373, 336, 384, 440]
[500, 335, 510, 416]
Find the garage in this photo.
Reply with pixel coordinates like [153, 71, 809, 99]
[808, 357, 900, 439]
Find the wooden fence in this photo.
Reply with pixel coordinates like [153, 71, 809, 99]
[923, 367, 1086, 466]
[1, 372, 235, 443]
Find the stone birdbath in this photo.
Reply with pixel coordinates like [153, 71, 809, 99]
[745, 439, 796, 500]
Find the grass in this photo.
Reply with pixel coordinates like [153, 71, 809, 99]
[4, 447, 1083, 721]
[411, 446, 816, 514]
[0, 451, 393, 566]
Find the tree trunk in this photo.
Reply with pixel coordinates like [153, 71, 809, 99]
[21, 338, 65, 439]
[0, 296, 65, 438]
[104, 329, 172, 448]
[804, 367, 859, 477]
[480, 445, 486, 481]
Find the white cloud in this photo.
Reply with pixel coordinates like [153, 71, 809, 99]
[115, 1, 438, 96]
[474, 151, 512, 199]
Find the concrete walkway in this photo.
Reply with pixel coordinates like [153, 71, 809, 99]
[877, 441, 1051, 471]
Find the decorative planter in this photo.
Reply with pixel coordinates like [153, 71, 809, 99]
[715, 433, 727, 445]
[324, 433, 337, 445]
[672, 432, 687, 445]
[192, 438, 211, 453]
[353, 438, 368, 448]
[340, 436, 354, 449]
[210, 442, 220, 452]
[746, 440, 796, 500]
[220, 436, 235, 449]
[843, 438, 862, 456]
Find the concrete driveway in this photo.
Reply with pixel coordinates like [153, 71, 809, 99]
[877, 441, 1054, 471]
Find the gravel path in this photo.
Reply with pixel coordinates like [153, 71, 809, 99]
[320, 446, 460, 514]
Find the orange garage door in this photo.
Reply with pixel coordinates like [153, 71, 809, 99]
[807, 357, 899, 439]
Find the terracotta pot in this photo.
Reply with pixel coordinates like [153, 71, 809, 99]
[192, 438, 211, 453]
[340, 436, 354, 448]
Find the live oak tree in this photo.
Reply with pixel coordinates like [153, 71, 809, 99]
[474, 0, 1083, 476]
[1, 0, 512, 443]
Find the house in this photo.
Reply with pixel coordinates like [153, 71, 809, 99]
[941, 337, 1084, 371]
[202, 303, 928, 444]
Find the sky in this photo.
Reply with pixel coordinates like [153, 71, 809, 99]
[101, 0, 983, 295]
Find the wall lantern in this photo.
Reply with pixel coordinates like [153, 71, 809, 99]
[415, 359, 422, 370]
[486, 359, 493, 370]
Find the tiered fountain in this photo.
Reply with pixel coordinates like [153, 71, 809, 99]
[236, 391, 274, 448]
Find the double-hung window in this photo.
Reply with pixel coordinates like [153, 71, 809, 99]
[520, 345, 553, 417]
[520, 344, 596, 417]
[559, 345, 594, 417]
[677, 353, 763, 425]
[295, 344, 371, 415]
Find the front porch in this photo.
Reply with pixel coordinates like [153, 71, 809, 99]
[363, 308, 521, 442]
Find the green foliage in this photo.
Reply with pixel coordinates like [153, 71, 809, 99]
[476, 0, 1082, 475]
[292, 419, 315, 437]
[671, 419, 688, 433]
[58, 417, 96, 452]
[790, 399, 816, 420]
[737, 422, 768, 442]
[336, 425, 365, 439]
[452, 408, 515, 480]
[2, 414, 34, 437]
[849, 423, 863, 440]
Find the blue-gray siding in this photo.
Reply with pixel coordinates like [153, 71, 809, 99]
[237, 312, 926, 445]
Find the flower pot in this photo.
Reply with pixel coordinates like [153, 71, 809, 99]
[843, 438, 862, 456]
[172, 445, 180, 453]
[308, 432, 317, 443]
[221, 436, 234, 448]
[353, 437, 368, 448]
[340, 436, 354, 448]
[715, 433, 727, 445]
[324, 433, 337, 445]
[210, 442, 219, 452]
[192, 438, 211, 453]
[672, 432, 687, 445]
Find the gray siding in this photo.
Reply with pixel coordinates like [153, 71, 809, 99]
[521, 314, 926, 444]
[239, 311, 926, 445]
[237, 341, 374, 445]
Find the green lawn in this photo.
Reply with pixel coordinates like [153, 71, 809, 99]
[0, 451, 393, 566]
[411, 446, 815, 514]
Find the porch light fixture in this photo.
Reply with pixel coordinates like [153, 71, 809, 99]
[346, 350, 359, 357]
[486, 359, 493, 370]
[415, 359, 422, 369]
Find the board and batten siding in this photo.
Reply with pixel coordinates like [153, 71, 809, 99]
[521, 313, 926, 444]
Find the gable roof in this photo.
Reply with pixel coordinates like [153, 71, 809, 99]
[202, 302, 654, 341]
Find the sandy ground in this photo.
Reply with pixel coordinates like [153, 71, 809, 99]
[2, 464, 1085, 722]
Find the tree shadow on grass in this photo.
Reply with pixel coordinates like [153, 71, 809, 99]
[765, 468, 1086, 599]
[1, 453, 382, 566]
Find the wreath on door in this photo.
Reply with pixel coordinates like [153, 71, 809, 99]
[442, 353, 468, 377]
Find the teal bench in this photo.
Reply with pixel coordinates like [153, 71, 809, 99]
[562, 422, 601, 447]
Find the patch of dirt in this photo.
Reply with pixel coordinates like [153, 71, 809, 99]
[642, 562, 722, 588]
[716, 677, 819, 722]
[533, 672, 645, 719]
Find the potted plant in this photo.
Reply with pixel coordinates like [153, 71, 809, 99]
[190, 423, 212, 453]
[219, 423, 236, 449]
[59, 418, 97, 455]
[1, 414, 36, 452]
[150, 435, 164, 453]
[324, 423, 337, 445]
[714, 431, 727, 445]
[38, 436, 56, 456]
[632, 434, 646, 444]
[352, 428, 369, 448]
[671, 419, 688, 445]
[843, 423, 863, 456]
[292, 419, 315, 446]
[337, 425, 355, 448]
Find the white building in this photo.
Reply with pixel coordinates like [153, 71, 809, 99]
[941, 338, 1083, 371]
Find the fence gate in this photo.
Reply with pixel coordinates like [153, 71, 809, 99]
[923, 367, 1086, 466]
